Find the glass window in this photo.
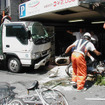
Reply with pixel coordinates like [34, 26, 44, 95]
[6, 25, 28, 44]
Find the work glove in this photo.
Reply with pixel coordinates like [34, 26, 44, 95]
[89, 56, 95, 62]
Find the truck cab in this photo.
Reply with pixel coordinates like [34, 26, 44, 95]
[0, 21, 51, 73]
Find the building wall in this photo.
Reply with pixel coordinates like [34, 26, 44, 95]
[9, 0, 30, 21]
[9, 0, 21, 21]
[0, 0, 22, 22]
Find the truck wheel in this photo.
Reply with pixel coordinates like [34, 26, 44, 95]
[8, 57, 21, 73]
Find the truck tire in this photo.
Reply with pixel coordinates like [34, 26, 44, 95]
[8, 57, 21, 73]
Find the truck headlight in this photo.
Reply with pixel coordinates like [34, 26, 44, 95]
[32, 52, 41, 59]
[35, 53, 41, 59]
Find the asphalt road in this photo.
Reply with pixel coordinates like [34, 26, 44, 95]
[0, 65, 105, 105]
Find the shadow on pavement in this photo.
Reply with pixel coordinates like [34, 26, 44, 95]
[84, 80, 95, 90]
[22, 65, 55, 73]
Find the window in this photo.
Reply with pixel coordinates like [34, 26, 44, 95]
[6, 25, 28, 44]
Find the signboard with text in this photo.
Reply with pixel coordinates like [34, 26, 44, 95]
[19, 0, 79, 19]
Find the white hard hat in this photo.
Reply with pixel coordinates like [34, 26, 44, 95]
[83, 32, 91, 40]
[84, 32, 91, 37]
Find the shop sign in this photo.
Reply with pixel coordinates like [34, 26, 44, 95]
[19, 3, 26, 18]
[19, 0, 79, 18]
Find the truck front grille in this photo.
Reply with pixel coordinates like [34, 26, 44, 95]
[32, 55, 48, 65]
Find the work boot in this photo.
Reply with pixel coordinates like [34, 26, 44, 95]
[76, 87, 87, 92]
[72, 84, 77, 89]
[71, 82, 77, 89]
[76, 89, 84, 92]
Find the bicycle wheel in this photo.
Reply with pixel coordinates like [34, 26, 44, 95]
[9, 98, 25, 105]
[41, 89, 69, 105]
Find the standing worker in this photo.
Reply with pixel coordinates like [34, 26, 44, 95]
[67, 28, 85, 40]
[64, 32, 101, 91]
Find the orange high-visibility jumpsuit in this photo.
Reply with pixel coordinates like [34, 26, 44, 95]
[71, 39, 88, 90]
[71, 52, 87, 90]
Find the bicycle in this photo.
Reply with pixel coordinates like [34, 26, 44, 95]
[0, 82, 15, 105]
[7, 80, 69, 105]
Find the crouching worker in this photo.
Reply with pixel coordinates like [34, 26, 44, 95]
[64, 32, 101, 91]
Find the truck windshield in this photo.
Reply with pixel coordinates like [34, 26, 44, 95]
[31, 23, 50, 44]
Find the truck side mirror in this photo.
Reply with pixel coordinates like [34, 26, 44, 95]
[27, 30, 31, 39]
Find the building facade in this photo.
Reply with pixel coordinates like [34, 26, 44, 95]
[0, 0, 105, 57]
[0, 0, 29, 23]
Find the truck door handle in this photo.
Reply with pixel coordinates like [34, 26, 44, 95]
[6, 45, 10, 47]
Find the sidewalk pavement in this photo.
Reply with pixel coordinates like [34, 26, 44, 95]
[4, 64, 105, 105]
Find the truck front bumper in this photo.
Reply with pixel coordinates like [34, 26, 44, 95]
[34, 54, 51, 69]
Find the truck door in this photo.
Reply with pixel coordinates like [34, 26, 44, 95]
[3, 24, 29, 53]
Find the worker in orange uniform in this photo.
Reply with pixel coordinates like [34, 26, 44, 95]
[64, 32, 101, 91]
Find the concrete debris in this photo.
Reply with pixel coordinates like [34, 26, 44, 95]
[49, 69, 58, 78]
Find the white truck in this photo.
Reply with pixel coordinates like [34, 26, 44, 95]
[0, 21, 51, 73]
